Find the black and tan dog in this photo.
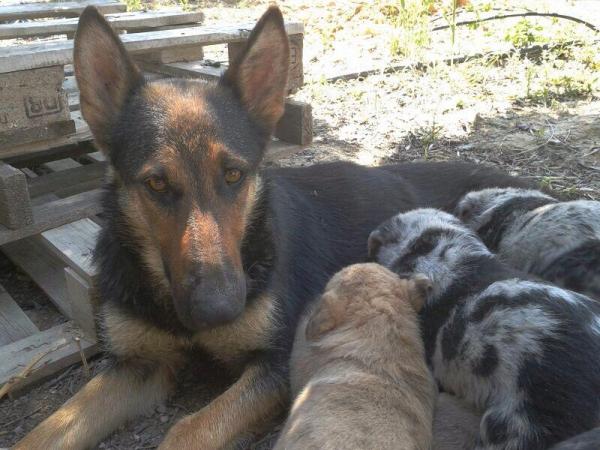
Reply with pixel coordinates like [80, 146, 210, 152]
[15, 6, 529, 450]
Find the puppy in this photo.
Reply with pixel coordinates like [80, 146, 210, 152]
[274, 263, 435, 450]
[456, 188, 600, 299]
[369, 209, 600, 450]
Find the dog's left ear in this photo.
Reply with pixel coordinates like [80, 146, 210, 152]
[222, 6, 290, 133]
[305, 293, 341, 341]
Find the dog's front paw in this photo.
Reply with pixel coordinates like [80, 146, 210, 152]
[158, 415, 202, 450]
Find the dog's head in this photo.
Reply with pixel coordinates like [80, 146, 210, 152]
[455, 188, 554, 232]
[305, 263, 432, 341]
[75, 6, 289, 330]
[368, 209, 489, 297]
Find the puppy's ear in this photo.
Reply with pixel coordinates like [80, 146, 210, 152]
[305, 293, 341, 341]
[74, 6, 143, 153]
[367, 230, 383, 261]
[406, 274, 432, 312]
[456, 200, 472, 222]
[222, 6, 290, 133]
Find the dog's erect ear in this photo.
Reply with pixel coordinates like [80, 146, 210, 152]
[222, 6, 290, 133]
[74, 6, 143, 153]
[367, 230, 383, 261]
[305, 293, 341, 341]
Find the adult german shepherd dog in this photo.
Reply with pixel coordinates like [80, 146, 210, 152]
[16, 6, 529, 450]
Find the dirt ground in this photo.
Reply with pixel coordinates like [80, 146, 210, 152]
[1, 0, 599, 448]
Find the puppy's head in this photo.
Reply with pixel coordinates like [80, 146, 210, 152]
[368, 209, 489, 296]
[455, 188, 554, 232]
[304, 263, 431, 341]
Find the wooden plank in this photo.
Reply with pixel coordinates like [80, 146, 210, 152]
[80, 151, 106, 163]
[41, 218, 100, 282]
[0, 120, 76, 150]
[0, 0, 125, 22]
[0, 110, 89, 159]
[0, 321, 98, 390]
[1, 237, 71, 317]
[41, 157, 81, 173]
[28, 161, 106, 197]
[138, 45, 204, 64]
[0, 162, 33, 229]
[21, 167, 38, 178]
[0, 22, 304, 74]
[274, 99, 313, 146]
[64, 268, 96, 340]
[0, 189, 104, 245]
[0, 10, 203, 39]
[0, 284, 39, 346]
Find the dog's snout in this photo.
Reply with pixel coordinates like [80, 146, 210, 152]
[174, 266, 246, 330]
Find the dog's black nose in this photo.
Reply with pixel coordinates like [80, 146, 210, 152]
[176, 267, 247, 330]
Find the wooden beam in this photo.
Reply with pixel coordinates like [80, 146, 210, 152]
[0, 284, 38, 346]
[64, 268, 97, 340]
[0, 110, 91, 160]
[0, 10, 203, 40]
[0, 0, 125, 22]
[1, 238, 71, 318]
[0, 189, 104, 245]
[28, 162, 106, 197]
[41, 218, 100, 282]
[41, 158, 82, 173]
[0, 162, 33, 229]
[0, 22, 304, 74]
[0, 321, 98, 391]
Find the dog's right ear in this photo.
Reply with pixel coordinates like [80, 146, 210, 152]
[406, 274, 433, 312]
[305, 293, 341, 341]
[74, 6, 143, 153]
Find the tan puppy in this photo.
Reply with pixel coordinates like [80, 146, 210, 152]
[274, 263, 435, 450]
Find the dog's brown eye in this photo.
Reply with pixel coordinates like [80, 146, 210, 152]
[225, 168, 242, 185]
[146, 176, 168, 193]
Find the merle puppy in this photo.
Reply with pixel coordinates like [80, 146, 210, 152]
[368, 209, 600, 450]
[455, 188, 600, 299]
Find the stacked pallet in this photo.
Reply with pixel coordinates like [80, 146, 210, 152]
[0, 0, 311, 394]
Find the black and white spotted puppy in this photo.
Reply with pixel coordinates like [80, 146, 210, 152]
[368, 209, 600, 450]
[455, 188, 600, 300]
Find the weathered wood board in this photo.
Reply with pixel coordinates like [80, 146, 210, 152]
[0, 321, 98, 391]
[0, 284, 38, 346]
[64, 267, 96, 340]
[0, 10, 203, 40]
[0, 162, 33, 229]
[41, 218, 100, 283]
[1, 237, 71, 318]
[0, 189, 104, 245]
[0, 0, 125, 22]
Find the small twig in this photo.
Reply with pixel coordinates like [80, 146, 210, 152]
[432, 12, 599, 33]
[74, 337, 91, 379]
[0, 341, 70, 400]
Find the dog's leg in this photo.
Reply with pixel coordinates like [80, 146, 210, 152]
[158, 359, 288, 450]
[13, 359, 179, 450]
